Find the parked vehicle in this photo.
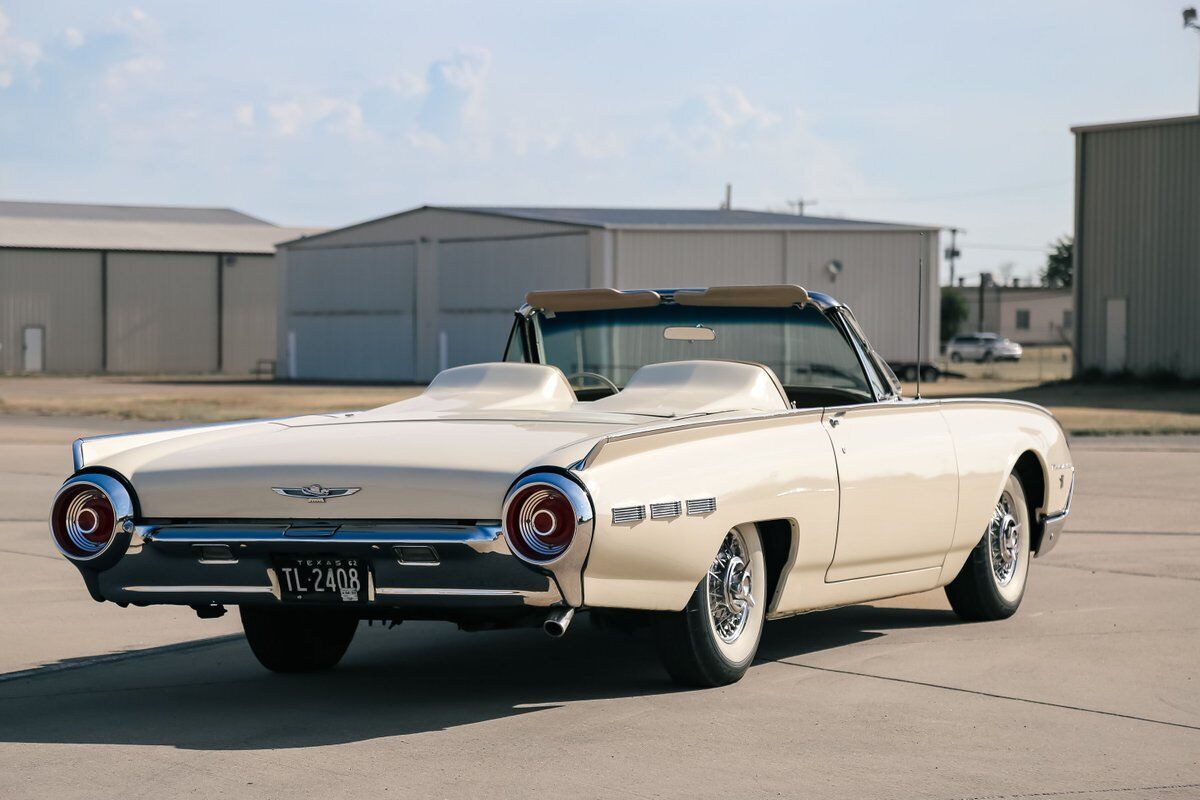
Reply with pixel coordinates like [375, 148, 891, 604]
[945, 332, 1023, 363]
[50, 286, 1072, 687]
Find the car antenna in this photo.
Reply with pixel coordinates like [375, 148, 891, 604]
[916, 232, 924, 400]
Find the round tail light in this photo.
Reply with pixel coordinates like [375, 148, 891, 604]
[502, 473, 590, 564]
[50, 474, 134, 562]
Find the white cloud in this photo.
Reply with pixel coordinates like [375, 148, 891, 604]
[103, 55, 163, 91]
[267, 95, 366, 139]
[416, 47, 491, 142]
[234, 103, 255, 128]
[63, 27, 85, 48]
[0, 9, 43, 89]
[665, 87, 780, 156]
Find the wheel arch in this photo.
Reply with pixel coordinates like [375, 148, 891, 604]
[751, 519, 796, 616]
[1012, 449, 1049, 554]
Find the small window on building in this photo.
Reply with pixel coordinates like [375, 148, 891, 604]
[1063, 309, 1073, 328]
[1015, 309, 1030, 330]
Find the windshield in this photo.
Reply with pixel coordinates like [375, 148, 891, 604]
[535, 303, 874, 403]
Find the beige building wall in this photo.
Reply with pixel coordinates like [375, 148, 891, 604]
[610, 229, 939, 363]
[960, 287, 1073, 345]
[1074, 115, 1200, 377]
[281, 209, 591, 381]
[221, 254, 278, 374]
[0, 248, 104, 373]
[106, 252, 219, 373]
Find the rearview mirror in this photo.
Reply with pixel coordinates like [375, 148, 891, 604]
[663, 325, 716, 342]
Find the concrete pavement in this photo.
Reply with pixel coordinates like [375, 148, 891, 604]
[1, 415, 1197, 799]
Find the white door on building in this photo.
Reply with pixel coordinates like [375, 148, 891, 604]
[22, 326, 45, 373]
[1105, 298, 1127, 373]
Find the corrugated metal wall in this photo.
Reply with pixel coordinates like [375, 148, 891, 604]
[1076, 117, 1200, 377]
[613, 229, 939, 363]
[285, 245, 417, 380]
[0, 248, 103, 373]
[106, 252, 219, 373]
[437, 233, 589, 368]
[221, 254, 277, 373]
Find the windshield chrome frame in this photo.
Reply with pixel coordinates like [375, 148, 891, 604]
[514, 289, 893, 404]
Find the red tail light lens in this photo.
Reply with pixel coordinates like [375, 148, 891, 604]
[503, 479, 580, 563]
[50, 475, 133, 561]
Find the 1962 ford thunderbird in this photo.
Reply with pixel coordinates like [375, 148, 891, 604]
[50, 285, 1073, 686]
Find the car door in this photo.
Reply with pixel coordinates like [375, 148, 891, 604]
[822, 400, 959, 581]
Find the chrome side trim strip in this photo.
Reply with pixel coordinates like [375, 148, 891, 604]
[123, 585, 274, 594]
[374, 587, 525, 597]
[72, 438, 85, 471]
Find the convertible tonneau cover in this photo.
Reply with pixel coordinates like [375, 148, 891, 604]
[525, 284, 809, 312]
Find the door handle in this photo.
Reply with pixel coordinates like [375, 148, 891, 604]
[829, 417, 840, 427]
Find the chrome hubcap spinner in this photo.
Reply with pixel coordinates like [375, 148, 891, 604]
[707, 530, 755, 643]
[989, 492, 1021, 586]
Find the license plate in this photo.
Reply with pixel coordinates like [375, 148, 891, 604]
[274, 555, 367, 603]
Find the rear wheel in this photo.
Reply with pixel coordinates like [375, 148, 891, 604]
[945, 472, 1031, 621]
[240, 606, 359, 672]
[655, 524, 767, 687]
[950, 352, 963, 363]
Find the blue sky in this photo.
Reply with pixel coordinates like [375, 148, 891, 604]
[1, 1, 1196, 283]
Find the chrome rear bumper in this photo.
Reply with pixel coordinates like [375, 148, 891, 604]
[86, 522, 564, 610]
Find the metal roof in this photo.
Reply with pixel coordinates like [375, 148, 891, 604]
[443, 205, 930, 230]
[1070, 114, 1200, 134]
[0, 200, 324, 254]
[0, 200, 271, 225]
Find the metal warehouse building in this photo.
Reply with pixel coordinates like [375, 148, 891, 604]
[278, 206, 940, 382]
[0, 201, 320, 374]
[1072, 114, 1200, 378]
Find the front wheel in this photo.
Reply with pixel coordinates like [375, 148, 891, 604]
[950, 352, 963, 363]
[240, 606, 359, 672]
[945, 472, 1031, 621]
[655, 524, 767, 687]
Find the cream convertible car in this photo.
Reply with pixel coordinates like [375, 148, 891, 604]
[51, 286, 1073, 687]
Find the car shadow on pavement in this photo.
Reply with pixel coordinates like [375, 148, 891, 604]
[0, 604, 955, 750]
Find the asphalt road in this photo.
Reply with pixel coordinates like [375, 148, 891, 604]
[1, 415, 1197, 799]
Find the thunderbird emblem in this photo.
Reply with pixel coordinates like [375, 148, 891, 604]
[272, 484, 361, 503]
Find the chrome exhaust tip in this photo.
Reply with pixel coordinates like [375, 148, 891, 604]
[543, 607, 575, 638]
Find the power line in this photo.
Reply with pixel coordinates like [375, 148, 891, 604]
[820, 180, 1070, 205]
[966, 242, 1049, 252]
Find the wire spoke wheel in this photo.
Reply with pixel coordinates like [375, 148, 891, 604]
[705, 529, 755, 644]
[987, 490, 1022, 587]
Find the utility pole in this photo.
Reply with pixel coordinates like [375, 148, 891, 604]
[1186, 8, 1200, 111]
[944, 228, 962, 287]
[721, 183, 732, 210]
[786, 197, 818, 215]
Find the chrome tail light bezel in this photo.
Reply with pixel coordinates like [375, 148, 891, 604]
[501, 470, 595, 608]
[50, 472, 135, 564]
[502, 472, 593, 567]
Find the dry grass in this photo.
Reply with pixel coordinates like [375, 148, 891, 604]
[905, 378, 1200, 436]
[2, 371, 1197, 436]
[0, 375, 422, 423]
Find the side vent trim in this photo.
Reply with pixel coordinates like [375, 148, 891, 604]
[686, 497, 717, 516]
[611, 505, 646, 524]
[649, 501, 682, 520]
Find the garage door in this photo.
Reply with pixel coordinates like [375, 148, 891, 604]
[437, 234, 588, 369]
[287, 244, 417, 381]
[107, 253, 219, 373]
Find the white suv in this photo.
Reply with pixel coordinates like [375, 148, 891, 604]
[945, 333, 1023, 363]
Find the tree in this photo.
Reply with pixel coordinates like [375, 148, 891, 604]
[941, 286, 968, 342]
[1041, 236, 1073, 288]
